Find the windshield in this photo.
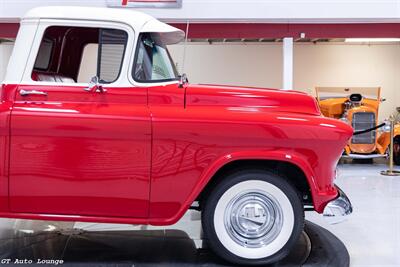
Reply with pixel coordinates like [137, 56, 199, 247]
[133, 32, 179, 83]
[316, 87, 380, 101]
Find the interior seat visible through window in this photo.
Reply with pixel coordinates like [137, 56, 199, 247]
[31, 71, 75, 83]
[31, 26, 127, 84]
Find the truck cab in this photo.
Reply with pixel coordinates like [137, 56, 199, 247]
[3, 6, 185, 219]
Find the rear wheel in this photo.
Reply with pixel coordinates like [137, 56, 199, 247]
[202, 170, 304, 265]
[393, 136, 400, 166]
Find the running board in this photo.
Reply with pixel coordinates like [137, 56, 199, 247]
[342, 153, 387, 159]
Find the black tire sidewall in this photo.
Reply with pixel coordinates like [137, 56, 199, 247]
[393, 136, 400, 166]
[202, 170, 305, 266]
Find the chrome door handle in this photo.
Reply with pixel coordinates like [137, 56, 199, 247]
[19, 89, 48, 96]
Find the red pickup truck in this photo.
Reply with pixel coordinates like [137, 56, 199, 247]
[0, 6, 353, 265]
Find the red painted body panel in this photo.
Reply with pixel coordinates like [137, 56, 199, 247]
[0, 82, 352, 225]
[148, 84, 352, 224]
[0, 85, 12, 213]
[9, 84, 151, 218]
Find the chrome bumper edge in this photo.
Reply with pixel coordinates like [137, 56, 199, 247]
[323, 186, 353, 218]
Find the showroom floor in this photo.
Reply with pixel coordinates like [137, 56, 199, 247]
[307, 159, 400, 267]
[0, 160, 399, 266]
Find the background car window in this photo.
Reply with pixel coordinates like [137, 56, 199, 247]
[31, 26, 127, 84]
[133, 33, 179, 82]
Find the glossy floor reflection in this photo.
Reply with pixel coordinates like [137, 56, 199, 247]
[0, 219, 347, 266]
[2, 159, 389, 266]
[306, 159, 400, 267]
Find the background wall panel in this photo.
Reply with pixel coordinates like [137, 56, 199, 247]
[170, 42, 400, 121]
[1, 41, 399, 121]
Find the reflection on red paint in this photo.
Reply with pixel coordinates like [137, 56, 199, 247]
[0, 81, 352, 225]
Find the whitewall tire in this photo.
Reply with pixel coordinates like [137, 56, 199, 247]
[202, 170, 304, 265]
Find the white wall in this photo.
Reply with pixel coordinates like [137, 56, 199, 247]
[2, 40, 399, 120]
[169, 43, 283, 89]
[294, 43, 400, 121]
[169, 42, 400, 121]
[1, 0, 400, 23]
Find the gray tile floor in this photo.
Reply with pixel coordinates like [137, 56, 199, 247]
[0, 160, 399, 266]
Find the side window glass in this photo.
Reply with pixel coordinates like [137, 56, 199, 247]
[33, 38, 53, 71]
[31, 26, 128, 84]
[98, 29, 128, 83]
[133, 33, 179, 83]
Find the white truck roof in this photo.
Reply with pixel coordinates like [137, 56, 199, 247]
[4, 6, 184, 84]
[24, 6, 184, 37]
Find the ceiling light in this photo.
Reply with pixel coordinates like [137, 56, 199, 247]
[345, 38, 400, 43]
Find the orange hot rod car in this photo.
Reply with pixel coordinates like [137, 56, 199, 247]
[316, 87, 400, 165]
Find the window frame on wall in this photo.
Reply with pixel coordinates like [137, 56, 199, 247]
[23, 19, 134, 87]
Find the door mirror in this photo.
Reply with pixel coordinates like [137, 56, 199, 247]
[84, 76, 106, 93]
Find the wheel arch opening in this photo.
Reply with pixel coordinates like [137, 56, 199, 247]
[196, 159, 313, 209]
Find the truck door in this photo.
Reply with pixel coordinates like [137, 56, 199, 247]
[9, 23, 151, 218]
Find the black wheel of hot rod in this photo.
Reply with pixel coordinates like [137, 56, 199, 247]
[394, 136, 400, 166]
[202, 169, 304, 266]
[352, 158, 374, 164]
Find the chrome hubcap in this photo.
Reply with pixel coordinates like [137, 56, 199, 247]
[224, 190, 283, 248]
